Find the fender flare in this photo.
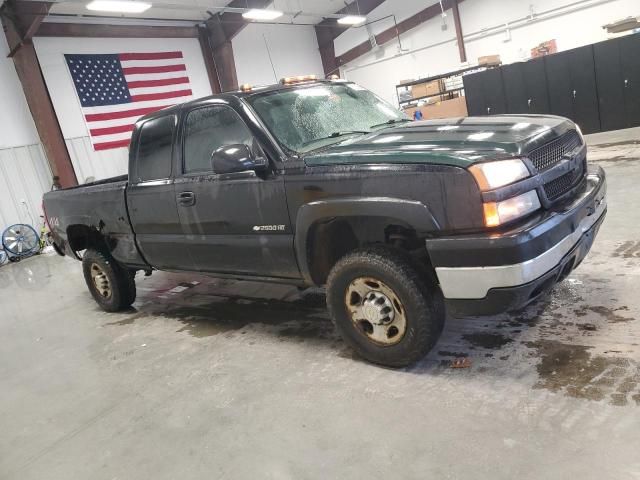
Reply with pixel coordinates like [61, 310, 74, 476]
[294, 196, 441, 284]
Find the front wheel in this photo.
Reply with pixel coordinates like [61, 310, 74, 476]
[326, 247, 445, 367]
[82, 249, 136, 312]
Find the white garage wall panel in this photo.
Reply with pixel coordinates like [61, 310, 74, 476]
[0, 144, 53, 229]
[339, 0, 640, 105]
[0, 36, 42, 149]
[233, 23, 324, 86]
[33, 36, 213, 183]
[0, 31, 53, 231]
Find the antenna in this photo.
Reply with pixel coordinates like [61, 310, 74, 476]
[263, 33, 278, 82]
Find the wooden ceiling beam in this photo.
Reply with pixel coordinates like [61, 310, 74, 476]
[35, 22, 200, 38]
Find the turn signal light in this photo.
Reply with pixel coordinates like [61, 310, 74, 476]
[483, 202, 500, 227]
[482, 190, 541, 227]
[281, 74, 317, 85]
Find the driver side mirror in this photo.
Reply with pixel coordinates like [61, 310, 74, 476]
[211, 144, 267, 175]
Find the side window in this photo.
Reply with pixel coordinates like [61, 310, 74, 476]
[183, 105, 254, 174]
[136, 115, 175, 182]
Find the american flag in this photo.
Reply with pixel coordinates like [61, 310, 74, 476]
[64, 51, 193, 151]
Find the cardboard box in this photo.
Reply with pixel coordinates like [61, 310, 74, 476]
[403, 96, 468, 121]
[422, 96, 468, 120]
[478, 54, 501, 66]
[531, 40, 557, 58]
[411, 79, 443, 99]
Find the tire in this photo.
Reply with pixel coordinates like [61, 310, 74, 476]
[82, 249, 136, 312]
[326, 246, 445, 368]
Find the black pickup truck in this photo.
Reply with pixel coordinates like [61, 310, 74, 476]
[44, 78, 607, 367]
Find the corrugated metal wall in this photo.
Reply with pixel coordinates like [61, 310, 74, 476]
[66, 136, 129, 184]
[0, 143, 53, 230]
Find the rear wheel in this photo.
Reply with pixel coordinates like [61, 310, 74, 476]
[327, 247, 445, 367]
[82, 249, 136, 312]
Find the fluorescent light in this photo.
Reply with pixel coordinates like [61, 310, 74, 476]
[86, 0, 151, 12]
[338, 15, 366, 25]
[242, 8, 283, 20]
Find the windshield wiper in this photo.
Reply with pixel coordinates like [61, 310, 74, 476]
[369, 118, 412, 129]
[301, 130, 369, 148]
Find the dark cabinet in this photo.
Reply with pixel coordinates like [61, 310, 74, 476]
[502, 58, 550, 114]
[595, 33, 640, 129]
[545, 45, 600, 133]
[594, 38, 626, 131]
[620, 33, 640, 126]
[620, 33, 640, 127]
[462, 35, 640, 133]
[462, 72, 486, 116]
[462, 68, 506, 116]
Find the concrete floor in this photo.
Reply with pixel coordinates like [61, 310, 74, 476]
[1, 129, 639, 480]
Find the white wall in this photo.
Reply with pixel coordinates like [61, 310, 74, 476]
[233, 23, 324, 86]
[0, 35, 53, 229]
[0, 35, 41, 149]
[33, 36, 212, 182]
[338, 0, 640, 105]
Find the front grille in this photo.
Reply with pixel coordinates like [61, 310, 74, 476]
[528, 130, 582, 171]
[543, 161, 585, 200]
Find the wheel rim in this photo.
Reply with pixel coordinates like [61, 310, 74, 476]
[345, 277, 407, 346]
[90, 263, 112, 299]
[3, 224, 38, 255]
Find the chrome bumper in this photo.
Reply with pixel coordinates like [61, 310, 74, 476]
[435, 173, 607, 300]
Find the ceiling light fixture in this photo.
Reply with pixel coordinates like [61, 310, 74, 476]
[242, 8, 283, 21]
[86, 0, 151, 12]
[338, 15, 366, 25]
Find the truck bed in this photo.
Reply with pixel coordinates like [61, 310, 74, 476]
[43, 176, 147, 267]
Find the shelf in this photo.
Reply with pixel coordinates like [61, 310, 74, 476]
[399, 87, 465, 105]
[395, 65, 493, 89]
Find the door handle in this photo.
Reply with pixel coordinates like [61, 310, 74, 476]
[178, 191, 195, 206]
[486, 106, 491, 115]
[625, 79, 629, 87]
[527, 98, 532, 108]
[572, 89, 577, 99]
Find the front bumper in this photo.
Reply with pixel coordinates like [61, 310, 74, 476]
[426, 166, 607, 316]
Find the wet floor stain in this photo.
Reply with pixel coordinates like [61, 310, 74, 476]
[526, 339, 640, 406]
[612, 240, 640, 258]
[573, 305, 633, 323]
[462, 332, 513, 350]
[107, 290, 334, 340]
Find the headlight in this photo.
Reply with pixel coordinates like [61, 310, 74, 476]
[468, 158, 530, 190]
[483, 190, 541, 227]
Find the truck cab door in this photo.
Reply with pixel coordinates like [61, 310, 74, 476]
[127, 114, 194, 271]
[174, 103, 299, 279]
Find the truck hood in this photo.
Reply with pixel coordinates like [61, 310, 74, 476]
[303, 115, 575, 168]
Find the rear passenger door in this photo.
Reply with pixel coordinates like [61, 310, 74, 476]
[174, 103, 299, 278]
[127, 114, 194, 271]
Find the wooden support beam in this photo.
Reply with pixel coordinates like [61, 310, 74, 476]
[315, 25, 340, 77]
[1, 1, 77, 187]
[35, 22, 199, 38]
[2, 0, 51, 56]
[197, 26, 222, 94]
[336, 0, 466, 66]
[6, 46, 78, 186]
[212, 40, 238, 91]
[313, 0, 386, 76]
[451, 0, 467, 63]
[201, 0, 269, 91]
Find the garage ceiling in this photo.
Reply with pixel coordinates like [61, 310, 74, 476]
[42, 0, 361, 24]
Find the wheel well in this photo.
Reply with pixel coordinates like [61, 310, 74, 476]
[305, 216, 432, 285]
[66, 224, 107, 253]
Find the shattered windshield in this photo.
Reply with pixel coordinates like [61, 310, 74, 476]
[247, 83, 407, 154]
